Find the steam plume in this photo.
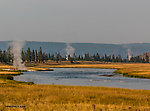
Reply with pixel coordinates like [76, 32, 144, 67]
[10, 40, 26, 70]
[127, 48, 132, 61]
[122, 45, 132, 61]
[65, 43, 75, 60]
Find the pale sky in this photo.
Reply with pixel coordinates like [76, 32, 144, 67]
[0, 0, 150, 44]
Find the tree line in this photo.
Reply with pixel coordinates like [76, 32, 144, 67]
[0, 47, 149, 64]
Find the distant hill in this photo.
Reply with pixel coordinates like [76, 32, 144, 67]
[0, 41, 150, 58]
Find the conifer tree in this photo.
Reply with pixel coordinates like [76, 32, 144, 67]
[35, 49, 38, 62]
[26, 47, 31, 62]
[38, 47, 43, 63]
[31, 49, 35, 62]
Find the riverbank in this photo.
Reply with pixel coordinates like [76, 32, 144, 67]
[0, 64, 53, 85]
[1, 62, 150, 84]
[25, 61, 150, 79]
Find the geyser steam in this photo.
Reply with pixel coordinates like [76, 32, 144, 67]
[123, 45, 132, 61]
[65, 43, 75, 60]
[10, 40, 26, 70]
[127, 48, 132, 61]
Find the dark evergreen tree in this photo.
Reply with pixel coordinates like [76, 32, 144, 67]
[84, 53, 90, 61]
[56, 53, 61, 63]
[112, 54, 116, 62]
[35, 49, 38, 62]
[146, 55, 149, 63]
[117, 55, 122, 62]
[2, 50, 8, 63]
[38, 47, 43, 63]
[26, 47, 31, 62]
[21, 49, 26, 62]
[31, 49, 35, 62]
[7, 47, 12, 63]
[45, 54, 49, 62]
[0, 49, 2, 62]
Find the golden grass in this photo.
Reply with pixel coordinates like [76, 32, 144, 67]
[0, 84, 150, 111]
[27, 67, 53, 71]
[0, 72, 21, 75]
[0, 65, 13, 69]
[0, 63, 53, 72]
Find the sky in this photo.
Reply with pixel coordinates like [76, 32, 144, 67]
[0, 0, 150, 44]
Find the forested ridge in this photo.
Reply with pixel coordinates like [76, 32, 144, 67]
[0, 47, 149, 64]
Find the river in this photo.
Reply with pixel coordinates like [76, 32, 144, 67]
[14, 68, 150, 90]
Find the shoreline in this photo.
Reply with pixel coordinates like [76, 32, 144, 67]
[0, 66, 54, 85]
[46, 63, 150, 79]
[13, 65, 150, 90]
[1, 63, 150, 86]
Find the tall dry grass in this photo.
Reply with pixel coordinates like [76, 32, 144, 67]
[0, 84, 150, 110]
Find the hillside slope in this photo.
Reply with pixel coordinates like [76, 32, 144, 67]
[0, 41, 150, 58]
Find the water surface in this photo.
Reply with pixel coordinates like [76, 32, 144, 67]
[14, 68, 150, 90]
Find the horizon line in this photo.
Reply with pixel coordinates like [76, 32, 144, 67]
[0, 40, 149, 45]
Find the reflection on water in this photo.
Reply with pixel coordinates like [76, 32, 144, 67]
[14, 68, 150, 90]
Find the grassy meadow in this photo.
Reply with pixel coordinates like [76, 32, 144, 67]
[1, 84, 150, 111]
[0, 62, 150, 110]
